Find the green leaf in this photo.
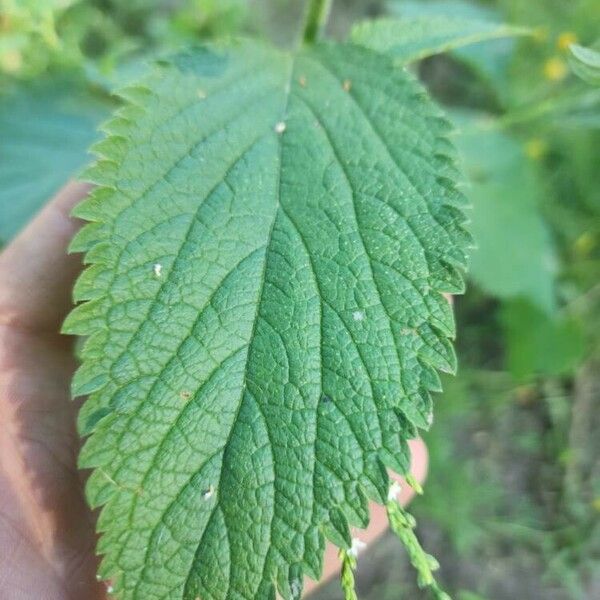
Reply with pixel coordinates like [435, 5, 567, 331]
[386, 0, 521, 99]
[501, 299, 585, 379]
[453, 116, 557, 313]
[569, 43, 600, 86]
[351, 14, 528, 65]
[65, 39, 469, 600]
[0, 79, 108, 242]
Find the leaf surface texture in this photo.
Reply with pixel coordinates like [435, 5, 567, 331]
[65, 39, 469, 600]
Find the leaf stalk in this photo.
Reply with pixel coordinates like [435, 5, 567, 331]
[302, 0, 333, 43]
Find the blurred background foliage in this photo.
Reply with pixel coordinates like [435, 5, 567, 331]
[1, 0, 598, 598]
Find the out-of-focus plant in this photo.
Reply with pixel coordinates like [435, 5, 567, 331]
[379, 1, 600, 598]
[388, 0, 600, 377]
[0, 0, 252, 245]
[0, 0, 81, 74]
[569, 43, 600, 86]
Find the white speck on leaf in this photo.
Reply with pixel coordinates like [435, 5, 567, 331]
[388, 480, 402, 501]
[427, 411, 434, 426]
[353, 310, 365, 321]
[106, 585, 114, 594]
[153, 263, 162, 277]
[348, 537, 367, 558]
[275, 121, 286, 134]
[202, 484, 215, 500]
[290, 578, 302, 599]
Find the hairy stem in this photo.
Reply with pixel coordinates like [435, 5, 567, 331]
[387, 501, 452, 599]
[303, 0, 333, 43]
[339, 549, 358, 600]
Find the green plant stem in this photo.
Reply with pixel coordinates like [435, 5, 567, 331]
[387, 501, 451, 599]
[339, 549, 358, 600]
[303, 0, 333, 43]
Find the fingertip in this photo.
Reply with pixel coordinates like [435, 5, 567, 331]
[408, 437, 429, 486]
[0, 181, 92, 334]
[52, 180, 93, 216]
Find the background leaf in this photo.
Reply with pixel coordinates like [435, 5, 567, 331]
[388, 0, 521, 99]
[0, 79, 107, 242]
[453, 117, 558, 313]
[501, 299, 585, 379]
[569, 43, 600, 86]
[351, 11, 528, 65]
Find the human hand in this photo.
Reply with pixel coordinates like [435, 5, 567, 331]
[0, 182, 427, 600]
[0, 182, 103, 600]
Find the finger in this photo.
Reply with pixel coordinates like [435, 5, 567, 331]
[303, 437, 428, 596]
[0, 181, 90, 335]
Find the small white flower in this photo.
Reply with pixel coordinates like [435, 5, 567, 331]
[347, 537, 367, 558]
[290, 578, 302, 599]
[388, 480, 402, 502]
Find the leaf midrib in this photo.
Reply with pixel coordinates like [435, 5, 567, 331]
[223, 52, 298, 599]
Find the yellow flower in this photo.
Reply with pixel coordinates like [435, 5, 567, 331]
[557, 31, 578, 51]
[543, 56, 567, 81]
[524, 138, 547, 160]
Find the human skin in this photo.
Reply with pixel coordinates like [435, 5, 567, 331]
[0, 182, 428, 600]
